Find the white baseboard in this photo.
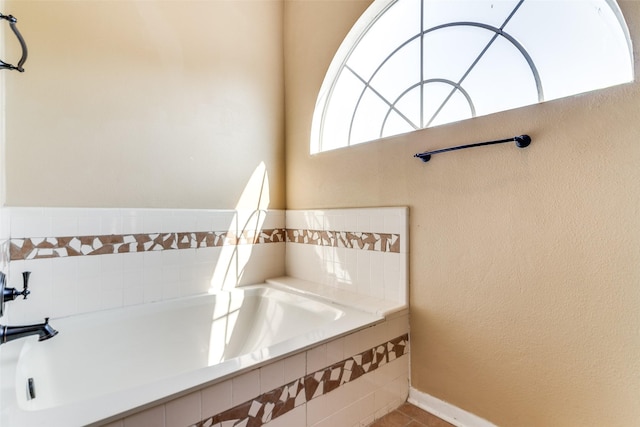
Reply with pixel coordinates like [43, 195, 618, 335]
[408, 388, 497, 427]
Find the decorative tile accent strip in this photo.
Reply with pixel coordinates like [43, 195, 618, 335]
[9, 228, 286, 261]
[192, 333, 409, 427]
[9, 228, 401, 260]
[285, 229, 401, 253]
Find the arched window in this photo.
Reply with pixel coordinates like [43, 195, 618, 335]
[311, 0, 634, 154]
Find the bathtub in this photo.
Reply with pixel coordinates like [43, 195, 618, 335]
[0, 283, 382, 427]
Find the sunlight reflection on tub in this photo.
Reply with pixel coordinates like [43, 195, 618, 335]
[207, 291, 243, 365]
[207, 161, 270, 365]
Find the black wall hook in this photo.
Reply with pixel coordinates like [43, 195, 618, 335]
[0, 13, 28, 72]
[414, 135, 531, 163]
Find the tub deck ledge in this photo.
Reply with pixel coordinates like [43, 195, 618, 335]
[265, 276, 407, 318]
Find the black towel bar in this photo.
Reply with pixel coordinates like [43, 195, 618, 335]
[414, 135, 531, 163]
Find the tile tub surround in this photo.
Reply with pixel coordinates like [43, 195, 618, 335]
[2, 208, 287, 322]
[285, 208, 408, 306]
[8, 228, 400, 261]
[285, 229, 400, 253]
[4, 208, 285, 256]
[0, 239, 8, 276]
[0, 209, 8, 274]
[101, 311, 410, 427]
[1, 207, 408, 322]
[10, 228, 286, 260]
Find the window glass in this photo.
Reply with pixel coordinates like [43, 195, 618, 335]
[370, 39, 421, 111]
[347, 0, 419, 79]
[351, 88, 395, 144]
[385, 86, 422, 136]
[320, 70, 364, 152]
[506, 0, 633, 99]
[422, 27, 495, 84]
[423, 0, 522, 29]
[311, 0, 633, 154]
[464, 36, 540, 117]
[425, 84, 473, 128]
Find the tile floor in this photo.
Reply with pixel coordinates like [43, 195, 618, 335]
[368, 403, 456, 427]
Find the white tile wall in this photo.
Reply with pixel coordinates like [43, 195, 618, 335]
[307, 374, 376, 426]
[3, 207, 407, 323]
[232, 369, 261, 406]
[165, 391, 202, 427]
[6, 208, 283, 240]
[264, 405, 306, 427]
[302, 316, 410, 427]
[260, 359, 285, 394]
[2, 208, 285, 323]
[0, 208, 9, 275]
[122, 405, 165, 427]
[110, 312, 410, 427]
[200, 379, 233, 418]
[285, 207, 408, 306]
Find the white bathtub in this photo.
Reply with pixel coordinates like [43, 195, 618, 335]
[0, 283, 382, 427]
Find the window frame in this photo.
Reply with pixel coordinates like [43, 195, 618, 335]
[311, 0, 634, 154]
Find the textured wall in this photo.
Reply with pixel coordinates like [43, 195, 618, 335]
[284, 0, 640, 426]
[3, 0, 285, 209]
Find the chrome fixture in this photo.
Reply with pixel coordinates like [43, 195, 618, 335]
[0, 317, 58, 344]
[0, 271, 31, 317]
[0, 13, 28, 72]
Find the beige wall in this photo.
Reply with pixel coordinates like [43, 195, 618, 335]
[3, 0, 285, 209]
[284, 1, 640, 426]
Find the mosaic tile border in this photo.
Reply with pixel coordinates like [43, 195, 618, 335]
[286, 229, 400, 253]
[192, 333, 409, 427]
[9, 229, 286, 261]
[9, 228, 401, 261]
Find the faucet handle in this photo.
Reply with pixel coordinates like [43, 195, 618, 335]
[21, 271, 31, 300]
[2, 271, 31, 303]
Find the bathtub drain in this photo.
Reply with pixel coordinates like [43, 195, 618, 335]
[27, 377, 35, 400]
